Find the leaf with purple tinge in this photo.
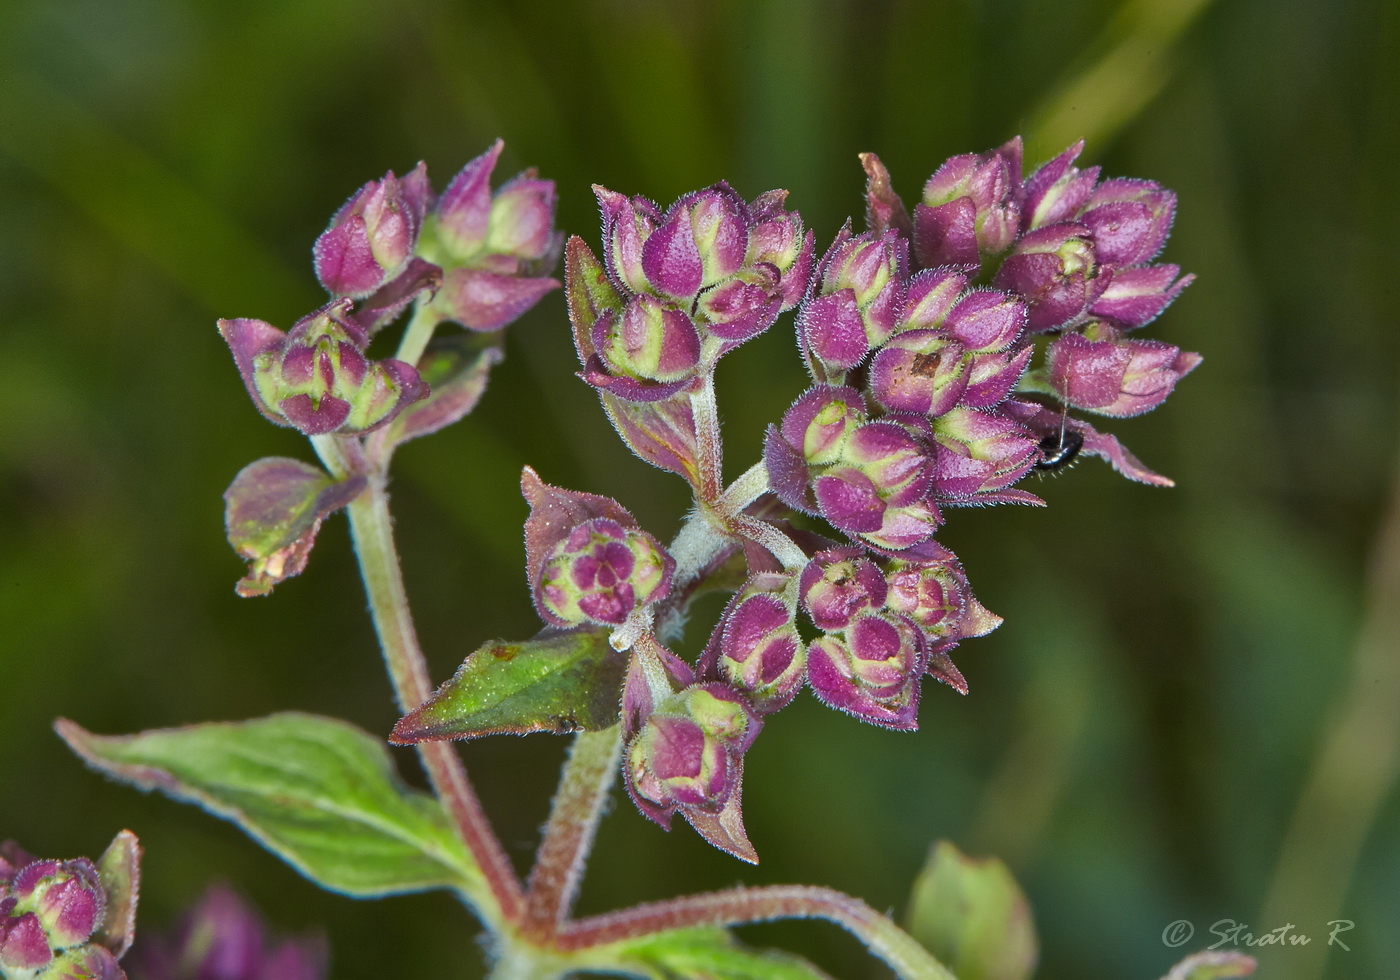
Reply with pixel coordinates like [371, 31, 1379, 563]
[94, 831, 141, 958]
[223, 458, 366, 597]
[601, 390, 702, 488]
[371, 335, 503, 461]
[390, 630, 626, 742]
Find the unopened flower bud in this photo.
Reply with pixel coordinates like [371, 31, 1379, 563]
[897, 268, 967, 333]
[10, 858, 104, 950]
[992, 222, 1106, 332]
[594, 294, 702, 385]
[800, 229, 906, 372]
[868, 331, 969, 418]
[220, 301, 426, 436]
[930, 408, 1039, 500]
[1021, 141, 1101, 231]
[1089, 263, 1194, 328]
[1078, 177, 1175, 267]
[746, 189, 815, 310]
[0, 910, 52, 972]
[1047, 325, 1201, 417]
[313, 163, 430, 299]
[711, 591, 807, 712]
[884, 557, 1001, 642]
[537, 517, 673, 627]
[807, 612, 926, 729]
[799, 547, 888, 631]
[921, 139, 1023, 257]
[764, 386, 867, 511]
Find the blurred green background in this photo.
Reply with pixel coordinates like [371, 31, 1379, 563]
[2, 0, 1397, 977]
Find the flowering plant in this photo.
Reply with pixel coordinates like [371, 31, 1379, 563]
[24, 138, 1256, 980]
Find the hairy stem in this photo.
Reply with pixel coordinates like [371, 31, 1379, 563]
[315, 434, 524, 925]
[690, 373, 724, 502]
[558, 885, 956, 980]
[522, 727, 624, 939]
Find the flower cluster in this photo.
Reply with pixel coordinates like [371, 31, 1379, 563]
[535, 138, 1199, 861]
[126, 885, 326, 980]
[567, 183, 813, 402]
[221, 141, 560, 438]
[0, 842, 127, 980]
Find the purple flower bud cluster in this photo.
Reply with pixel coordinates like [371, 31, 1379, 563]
[0, 843, 125, 980]
[522, 468, 675, 630]
[127, 885, 327, 980]
[567, 183, 814, 402]
[221, 142, 559, 436]
[315, 141, 561, 333]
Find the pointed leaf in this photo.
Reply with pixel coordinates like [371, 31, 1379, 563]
[906, 840, 1037, 980]
[602, 928, 834, 980]
[56, 714, 483, 900]
[1160, 951, 1257, 980]
[565, 235, 623, 364]
[391, 629, 627, 742]
[224, 458, 366, 596]
[94, 830, 141, 957]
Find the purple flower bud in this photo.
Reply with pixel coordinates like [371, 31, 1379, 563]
[431, 268, 560, 333]
[127, 884, 327, 980]
[800, 229, 906, 372]
[625, 684, 759, 823]
[942, 289, 1027, 353]
[696, 274, 782, 343]
[746, 189, 816, 311]
[220, 301, 426, 436]
[913, 197, 981, 271]
[594, 294, 702, 385]
[594, 185, 660, 295]
[313, 163, 430, 299]
[813, 467, 942, 552]
[884, 557, 1001, 642]
[48, 945, 125, 980]
[10, 858, 104, 950]
[522, 469, 675, 628]
[1047, 326, 1202, 417]
[537, 517, 673, 628]
[897, 268, 967, 332]
[770, 385, 868, 481]
[1021, 141, 1101, 231]
[799, 547, 888, 631]
[433, 140, 505, 259]
[807, 612, 926, 729]
[992, 222, 1106, 332]
[1079, 177, 1175, 267]
[930, 407, 1039, 500]
[860, 152, 914, 239]
[0, 910, 53, 971]
[708, 590, 807, 712]
[921, 142, 1022, 256]
[842, 420, 933, 507]
[868, 331, 969, 418]
[960, 345, 1034, 409]
[486, 171, 562, 264]
[1089, 263, 1194, 328]
[414, 141, 561, 331]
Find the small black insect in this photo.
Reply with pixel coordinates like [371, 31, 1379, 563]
[1034, 429, 1084, 472]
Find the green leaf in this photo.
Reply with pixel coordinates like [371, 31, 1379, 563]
[56, 713, 482, 900]
[564, 235, 622, 359]
[223, 457, 365, 597]
[1159, 951, 1257, 980]
[597, 928, 833, 980]
[391, 629, 627, 742]
[906, 840, 1037, 980]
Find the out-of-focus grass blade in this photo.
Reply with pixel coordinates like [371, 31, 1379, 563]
[1027, 0, 1215, 155]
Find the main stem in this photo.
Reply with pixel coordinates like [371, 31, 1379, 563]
[522, 727, 623, 940]
[342, 468, 525, 925]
